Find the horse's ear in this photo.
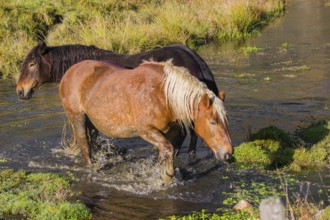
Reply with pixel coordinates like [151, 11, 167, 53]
[37, 41, 47, 55]
[199, 94, 211, 110]
[218, 91, 225, 102]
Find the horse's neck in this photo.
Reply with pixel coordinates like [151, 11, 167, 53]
[48, 46, 117, 82]
[100, 52, 142, 68]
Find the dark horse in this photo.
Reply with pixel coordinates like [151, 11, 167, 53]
[16, 41, 222, 155]
[60, 60, 232, 182]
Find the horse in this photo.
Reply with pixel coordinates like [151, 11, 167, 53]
[16, 41, 218, 99]
[59, 60, 233, 182]
[16, 41, 221, 156]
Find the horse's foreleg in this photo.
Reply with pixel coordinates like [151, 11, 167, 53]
[188, 128, 198, 156]
[139, 129, 174, 182]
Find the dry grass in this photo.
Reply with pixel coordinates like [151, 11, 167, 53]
[0, 0, 285, 79]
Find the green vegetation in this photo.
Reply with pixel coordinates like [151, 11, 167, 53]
[0, 0, 285, 79]
[240, 46, 261, 56]
[166, 171, 323, 220]
[325, 206, 330, 219]
[235, 120, 330, 171]
[166, 208, 252, 220]
[0, 169, 92, 220]
[280, 42, 289, 49]
[326, 0, 330, 7]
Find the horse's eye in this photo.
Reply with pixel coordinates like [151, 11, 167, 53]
[29, 63, 35, 68]
[210, 120, 217, 125]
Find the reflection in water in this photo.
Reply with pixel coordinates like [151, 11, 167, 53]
[0, 0, 330, 219]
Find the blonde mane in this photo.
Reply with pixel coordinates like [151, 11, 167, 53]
[144, 59, 227, 132]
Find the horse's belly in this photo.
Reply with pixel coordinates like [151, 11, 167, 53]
[89, 117, 139, 138]
[101, 126, 139, 138]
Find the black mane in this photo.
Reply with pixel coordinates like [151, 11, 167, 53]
[21, 42, 219, 94]
[47, 45, 114, 82]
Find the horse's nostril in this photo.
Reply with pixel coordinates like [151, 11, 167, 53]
[224, 153, 231, 161]
[18, 90, 23, 96]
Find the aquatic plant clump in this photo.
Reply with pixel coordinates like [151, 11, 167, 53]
[0, 169, 92, 220]
[166, 208, 252, 220]
[234, 121, 330, 171]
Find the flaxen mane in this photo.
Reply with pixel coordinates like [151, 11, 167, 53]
[143, 60, 227, 132]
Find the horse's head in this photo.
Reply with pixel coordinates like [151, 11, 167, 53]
[194, 91, 233, 161]
[16, 41, 51, 100]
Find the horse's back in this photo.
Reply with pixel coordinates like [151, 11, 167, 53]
[59, 60, 114, 111]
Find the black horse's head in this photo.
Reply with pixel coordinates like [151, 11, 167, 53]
[16, 41, 51, 100]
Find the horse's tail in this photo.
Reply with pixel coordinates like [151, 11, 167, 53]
[61, 121, 69, 148]
[61, 120, 80, 155]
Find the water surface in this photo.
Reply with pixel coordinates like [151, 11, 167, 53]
[0, 0, 329, 219]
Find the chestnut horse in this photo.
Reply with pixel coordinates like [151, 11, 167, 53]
[60, 60, 232, 181]
[16, 42, 220, 156]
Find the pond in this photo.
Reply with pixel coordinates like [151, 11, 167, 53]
[0, 0, 329, 219]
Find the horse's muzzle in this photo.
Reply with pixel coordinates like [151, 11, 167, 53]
[18, 89, 34, 100]
[215, 148, 233, 161]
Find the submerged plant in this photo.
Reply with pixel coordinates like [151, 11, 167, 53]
[240, 46, 261, 56]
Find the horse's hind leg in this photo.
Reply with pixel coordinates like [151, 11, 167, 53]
[67, 113, 92, 165]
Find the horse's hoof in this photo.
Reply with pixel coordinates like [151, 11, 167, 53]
[188, 150, 196, 159]
[161, 173, 174, 185]
[86, 162, 101, 173]
[174, 167, 183, 181]
[64, 144, 80, 156]
[174, 149, 181, 157]
[161, 167, 174, 184]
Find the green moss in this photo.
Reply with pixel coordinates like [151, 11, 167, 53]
[235, 126, 295, 168]
[234, 122, 330, 170]
[288, 120, 330, 171]
[250, 126, 297, 147]
[324, 206, 330, 220]
[296, 120, 330, 146]
[235, 140, 278, 167]
[289, 143, 329, 171]
[165, 209, 252, 220]
[0, 169, 91, 220]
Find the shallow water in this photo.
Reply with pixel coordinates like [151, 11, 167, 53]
[0, 0, 330, 219]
